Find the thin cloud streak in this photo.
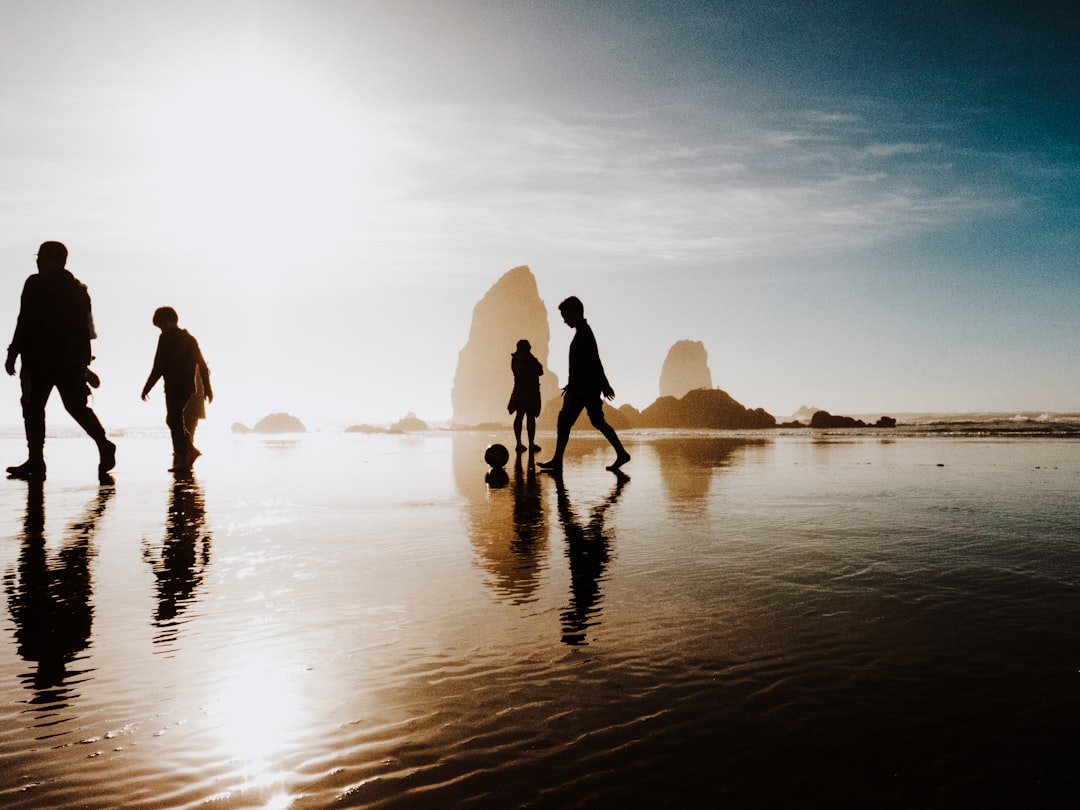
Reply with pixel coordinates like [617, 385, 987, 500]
[368, 103, 1023, 266]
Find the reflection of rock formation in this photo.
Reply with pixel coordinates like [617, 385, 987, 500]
[4, 481, 112, 699]
[654, 438, 760, 508]
[639, 388, 775, 429]
[453, 434, 549, 603]
[143, 478, 211, 646]
[452, 266, 559, 427]
[659, 340, 713, 399]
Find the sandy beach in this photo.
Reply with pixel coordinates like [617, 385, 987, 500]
[0, 428, 1077, 808]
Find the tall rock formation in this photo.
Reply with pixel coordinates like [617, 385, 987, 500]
[452, 266, 560, 427]
[659, 340, 713, 399]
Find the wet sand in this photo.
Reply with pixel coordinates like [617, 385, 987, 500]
[1, 429, 1078, 808]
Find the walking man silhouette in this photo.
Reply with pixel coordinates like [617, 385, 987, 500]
[539, 296, 630, 472]
[5, 241, 116, 481]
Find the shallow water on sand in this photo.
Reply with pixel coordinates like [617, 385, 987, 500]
[0, 429, 1078, 808]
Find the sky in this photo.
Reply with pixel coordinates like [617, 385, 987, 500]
[1, 0, 1077, 430]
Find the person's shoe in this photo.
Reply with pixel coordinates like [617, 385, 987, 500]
[516, 444, 527, 453]
[538, 458, 562, 470]
[530, 444, 542, 453]
[98, 440, 117, 474]
[7, 460, 46, 480]
[606, 452, 631, 471]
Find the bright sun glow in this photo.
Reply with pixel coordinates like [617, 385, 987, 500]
[143, 55, 392, 277]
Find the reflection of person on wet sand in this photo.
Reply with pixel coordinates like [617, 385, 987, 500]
[539, 296, 630, 472]
[511, 451, 544, 558]
[4, 480, 113, 694]
[141, 306, 212, 473]
[552, 470, 628, 646]
[5, 241, 116, 482]
[143, 478, 211, 640]
[507, 339, 543, 454]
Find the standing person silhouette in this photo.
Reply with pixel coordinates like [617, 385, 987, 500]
[5, 241, 116, 481]
[539, 296, 630, 472]
[141, 307, 212, 473]
[507, 338, 543, 454]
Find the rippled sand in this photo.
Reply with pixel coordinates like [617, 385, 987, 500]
[0, 429, 1077, 808]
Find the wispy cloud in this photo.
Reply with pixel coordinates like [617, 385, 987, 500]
[357, 101, 1022, 269]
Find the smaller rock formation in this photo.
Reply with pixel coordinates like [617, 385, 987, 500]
[390, 411, 428, 432]
[808, 410, 896, 429]
[344, 423, 388, 434]
[789, 405, 821, 424]
[232, 412, 307, 434]
[638, 389, 775, 430]
[659, 340, 713, 399]
[810, 410, 866, 429]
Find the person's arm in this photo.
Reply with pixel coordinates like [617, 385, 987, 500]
[5, 278, 34, 375]
[141, 370, 161, 400]
[194, 343, 212, 402]
[141, 339, 165, 400]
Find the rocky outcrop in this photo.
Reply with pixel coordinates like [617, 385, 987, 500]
[659, 340, 713, 399]
[808, 410, 896, 429]
[789, 405, 821, 424]
[537, 388, 772, 431]
[390, 411, 428, 432]
[451, 266, 560, 428]
[638, 388, 775, 430]
[232, 412, 307, 434]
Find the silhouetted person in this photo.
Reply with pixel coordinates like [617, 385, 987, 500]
[539, 296, 630, 472]
[141, 306, 212, 472]
[552, 468, 628, 645]
[144, 477, 211, 643]
[507, 338, 543, 454]
[5, 241, 116, 481]
[5, 479, 112, 696]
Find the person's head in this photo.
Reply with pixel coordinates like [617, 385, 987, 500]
[36, 241, 68, 272]
[152, 306, 180, 330]
[558, 296, 585, 327]
[515, 339, 531, 353]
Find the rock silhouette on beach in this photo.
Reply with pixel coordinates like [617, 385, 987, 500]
[390, 412, 428, 432]
[638, 388, 776, 429]
[451, 266, 559, 428]
[538, 388, 775, 431]
[231, 412, 307, 434]
[659, 340, 713, 400]
[807, 410, 896, 429]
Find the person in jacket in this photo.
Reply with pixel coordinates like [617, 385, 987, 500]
[5, 241, 115, 481]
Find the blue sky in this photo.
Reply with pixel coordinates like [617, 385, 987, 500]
[1, 1, 1077, 428]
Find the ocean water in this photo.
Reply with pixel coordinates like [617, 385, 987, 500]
[0, 428, 1077, 809]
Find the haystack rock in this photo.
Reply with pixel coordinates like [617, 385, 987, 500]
[659, 340, 713, 399]
[452, 266, 560, 427]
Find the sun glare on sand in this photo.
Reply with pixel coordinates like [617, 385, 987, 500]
[207, 657, 306, 807]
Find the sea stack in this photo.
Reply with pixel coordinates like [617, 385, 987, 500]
[659, 340, 713, 399]
[451, 266, 560, 427]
